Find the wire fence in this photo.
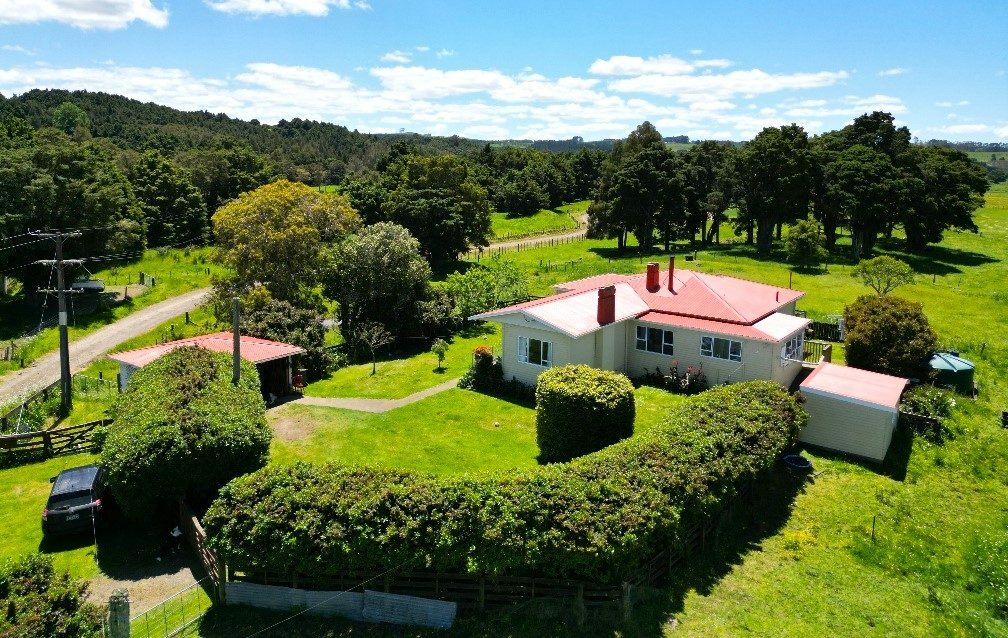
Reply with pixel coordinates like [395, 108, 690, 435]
[130, 578, 214, 638]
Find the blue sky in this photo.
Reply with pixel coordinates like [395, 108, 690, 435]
[0, 0, 1004, 141]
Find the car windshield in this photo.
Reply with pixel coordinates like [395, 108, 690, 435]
[51, 466, 99, 498]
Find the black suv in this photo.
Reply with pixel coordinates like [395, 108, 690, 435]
[42, 465, 107, 537]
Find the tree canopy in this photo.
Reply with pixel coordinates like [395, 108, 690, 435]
[212, 179, 360, 302]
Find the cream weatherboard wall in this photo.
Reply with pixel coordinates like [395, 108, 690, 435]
[799, 391, 898, 462]
[625, 321, 806, 387]
[500, 322, 593, 386]
[498, 319, 806, 388]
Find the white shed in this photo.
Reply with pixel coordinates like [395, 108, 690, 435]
[799, 362, 908, 462]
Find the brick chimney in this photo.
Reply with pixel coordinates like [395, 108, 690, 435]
[597, 285, 616, 325]
[645, 262, 660, 290]
[668, 255, 676, 291]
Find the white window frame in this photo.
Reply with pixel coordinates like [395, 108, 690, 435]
[518, 335, 552, 368]
[700, 335, 742, 362]
[635, 325, 675, 356]
[781, 332, 804, 366]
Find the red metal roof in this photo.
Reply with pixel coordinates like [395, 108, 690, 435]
[108, 332, 306, 369]
[800, 362, 908, 409]
[475, 263, 805, 338]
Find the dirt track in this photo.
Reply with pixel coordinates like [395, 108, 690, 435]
[0, 288, 209, 406]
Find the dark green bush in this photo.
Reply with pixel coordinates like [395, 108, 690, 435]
[844, 294, 938, 379]
[204, 381, 804, 583]
[535, 365, 635, 462]
[100, 346, 271, 519]
[0, 553, 104, 637]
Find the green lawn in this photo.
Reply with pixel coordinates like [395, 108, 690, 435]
[271, 386, 687, 475]
[305, 323, 500, 399]
[230, 184, 1008, 636]
[0, 247, 224, 375]
[490, 200, 588, 240]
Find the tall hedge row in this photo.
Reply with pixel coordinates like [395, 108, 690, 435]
[203, 381, 804, 583]
[101, 346, 271, 519]
[535, 365, 635, 462]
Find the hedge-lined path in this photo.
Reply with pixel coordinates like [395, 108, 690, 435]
[290, 377, 460, 413]
[0, 288, 210, 405]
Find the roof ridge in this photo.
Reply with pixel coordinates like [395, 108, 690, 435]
[685, 272, 747, 322]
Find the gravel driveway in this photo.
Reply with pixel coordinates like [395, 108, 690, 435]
[0, 288, 209, 406]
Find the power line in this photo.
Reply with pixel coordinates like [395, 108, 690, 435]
[0, 237, 47, 253]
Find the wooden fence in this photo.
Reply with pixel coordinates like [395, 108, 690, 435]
[224, 481, 753, 619]
[179, 500, 226, 603]
[0, 380, 62, 432]
[0, 418, 109, 460]
[807, 319, 844, 342]
[802, 340, 833, 364]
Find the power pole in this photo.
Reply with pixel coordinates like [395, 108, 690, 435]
[33, 230, 82, 414]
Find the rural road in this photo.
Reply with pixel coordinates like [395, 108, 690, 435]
[0, 287, 210, 405]
[479, 212, 590, 253]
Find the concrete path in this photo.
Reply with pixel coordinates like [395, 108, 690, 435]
[294, 377, 460, 413]
[0, 287, 210, 405]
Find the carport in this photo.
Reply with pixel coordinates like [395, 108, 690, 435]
[798, 362, 908, 462]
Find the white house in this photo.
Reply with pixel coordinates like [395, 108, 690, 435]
[472, 258, 811, 388]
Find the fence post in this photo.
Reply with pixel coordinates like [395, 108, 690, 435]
[42, 431, 52, 457]
[621, 582, 632, 621]
[479, 575, 486, 611]
[107, 589, 130, 638]
[573, 583, 586, 626]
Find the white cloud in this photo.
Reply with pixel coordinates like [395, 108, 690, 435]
[1, 45, 35, 56]
[380, 50, 412, 63]
[204, 0, 366, 16]
[435, 48, 455, 58]
[689, 49, 703, 56]
[370, 66, 604, 103]
[878, 67, 908, 77]
[935, 100, 970, 107]
[415, 46, 430, 52]
[0, 56, 973, 141]
[0, 0, 168, 29]
[608, 69, 849, 100]
[995, 125, 1008, 138]
[590, 54, 695, 76]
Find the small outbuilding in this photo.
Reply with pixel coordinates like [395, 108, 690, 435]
[929, 351, 975, 395]
[109, 332, 306, 401]
[799, 362, 909, 463]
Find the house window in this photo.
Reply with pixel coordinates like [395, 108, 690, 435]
[701, 335, 742, 362]
[635, 326, 674, 356]
[781, 332, 804, 364]
[518, 335, 552, 367]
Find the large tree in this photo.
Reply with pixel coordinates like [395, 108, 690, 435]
[213, 179, 360, 302]
[385, 155, 491, 262]
[737, 125, 813, 255]
[901, 145, 988, 251]
[588, 121, 680, 251]
[321, 222, 432, 341]
[684, 141, 738, 245]
[823, 144, 899, 259]
[129, 150, 208, 247]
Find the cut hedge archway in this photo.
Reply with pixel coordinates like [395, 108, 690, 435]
[100, 346, 271, 519]
[203, 381, 805, 583]
[535, 364, 635, 463]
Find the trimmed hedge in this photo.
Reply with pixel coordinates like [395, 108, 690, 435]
[100, 346, 271, 519]
[204, 381, 804, 583]
[536, 365, 635, 462]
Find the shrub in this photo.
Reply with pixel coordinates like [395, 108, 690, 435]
[100, 346, 271, 519]
[851, 255, 915, 295]
[0, 553, 104, 637]
[901, 385, 956, 443]
[204, 381, 805, 583]
[844, 295, 938, 379]
[535, 365, 635, 462]
[458, 345, 501, 390]
[785, 216, 827, 271]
